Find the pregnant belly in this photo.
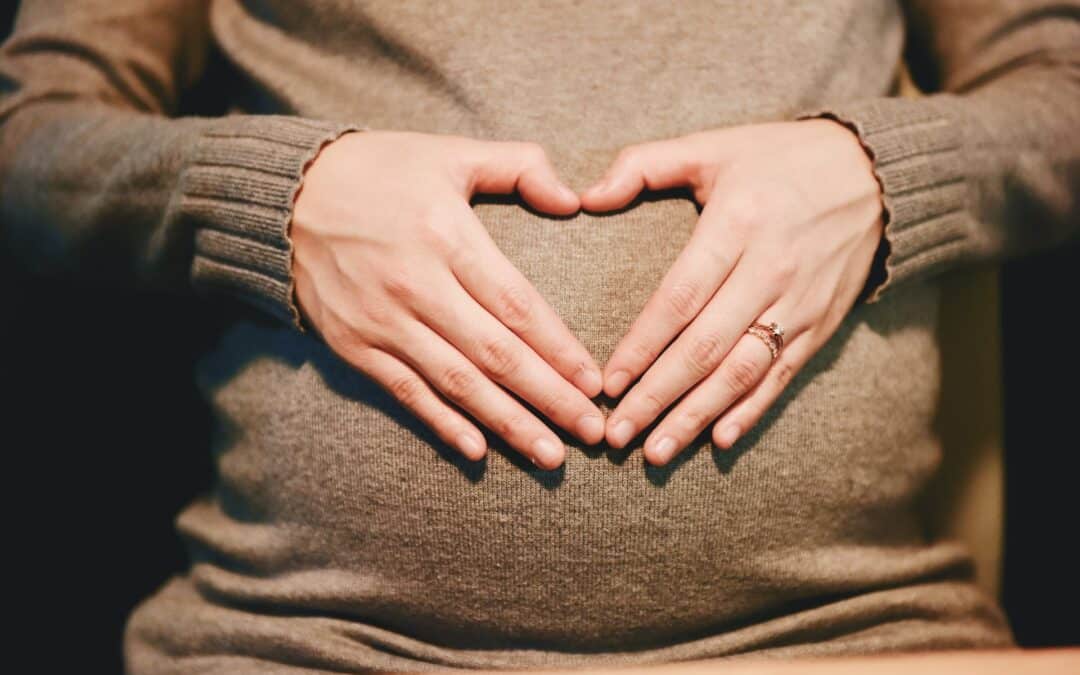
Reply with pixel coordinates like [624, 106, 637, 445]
[178, 177, 954, 651]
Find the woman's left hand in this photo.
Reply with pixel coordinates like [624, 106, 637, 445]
[580, 119, 885, 465]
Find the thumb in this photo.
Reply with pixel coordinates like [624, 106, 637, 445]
[466, 140, 580, 216]
[580, 138, 705, 212]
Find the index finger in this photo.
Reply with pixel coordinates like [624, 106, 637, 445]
[605, 255, 775, 449]
[603, 197, 743, 397]
[449, 209, 604, 399]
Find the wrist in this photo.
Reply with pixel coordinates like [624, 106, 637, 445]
[803, 116, 888, 304]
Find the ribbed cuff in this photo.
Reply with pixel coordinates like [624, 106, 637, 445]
[182, 116, 363, 330]
[797, 96, 972, 303]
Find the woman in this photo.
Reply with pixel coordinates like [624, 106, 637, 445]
[1, 0, 1076, 672]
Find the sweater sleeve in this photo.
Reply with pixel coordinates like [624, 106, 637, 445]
[0, 0, 362, 330]
[797, 0, 1080, 304]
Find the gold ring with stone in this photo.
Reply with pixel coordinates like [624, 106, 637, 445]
[746, 321, 785, 360]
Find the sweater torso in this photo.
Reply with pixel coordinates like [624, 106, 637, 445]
[129, 1, 1014, 669]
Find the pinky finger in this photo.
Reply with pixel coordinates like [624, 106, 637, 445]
[359, 347, 489, 461]
[711, 335, 815, 450]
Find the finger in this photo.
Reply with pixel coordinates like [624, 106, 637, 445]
[641, 294, 806, 465]
[407, 266, 605, 445]
[603, 197, 743, 398]
[580, 137, 705, 211]
[712, 333, 815, 450]
[348, 346, 489, 462]
[605, 255, 777, 449]
[641, 332, 774, 466]
[447, 209, 604, 398]
[388, 316, 568, 470]
[467, 140, 580, 215]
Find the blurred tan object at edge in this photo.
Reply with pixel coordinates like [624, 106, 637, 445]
[897, 65, 1006, 602]
[453, 648, 1079, 675]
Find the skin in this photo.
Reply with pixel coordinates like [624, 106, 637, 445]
[291, 130, 605, 470]
[292, 120, 883, 470]
[581, 118, 885, 465]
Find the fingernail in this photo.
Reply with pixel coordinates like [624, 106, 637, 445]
[606, 369, 632, 397]
[577, 413, 605, 443]
[609, 418, 636, 447]
[574, 365, 603, 397]
[651, 435, 676, 462]
[531, 437, 563, 468]
[456, 432, 485, 459]
[718, 424, 740, 448]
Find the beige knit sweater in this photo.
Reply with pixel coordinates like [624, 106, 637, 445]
[2, 1, 1078, 673]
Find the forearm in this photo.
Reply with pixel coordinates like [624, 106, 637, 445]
[0, 0, 360, 328]
[1, 100, 356, 326]
[799, 2, 1080, 303]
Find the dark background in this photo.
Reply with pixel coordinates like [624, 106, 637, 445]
[2, 6, 1077, 673]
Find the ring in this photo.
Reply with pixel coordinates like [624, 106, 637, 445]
[746, 321, 785, 361]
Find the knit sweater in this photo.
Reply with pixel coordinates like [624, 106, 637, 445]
[2, 1, 1078, 673]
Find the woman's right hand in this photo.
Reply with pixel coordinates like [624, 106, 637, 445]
[290, 130, 605, 469]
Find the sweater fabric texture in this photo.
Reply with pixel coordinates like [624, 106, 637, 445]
[2, 1, 1078, 672]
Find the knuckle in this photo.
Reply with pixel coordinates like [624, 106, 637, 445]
[335, 337, 377, 373]
[387, 374, 425, 408]
[325, 308, 376, 352]
[343, 281, 397, 330]
[722, 358, 761, 393]
[380, 269, 422, 303]
[665, 280, 703, 322]
[815, 296, 838, 325]
[701, 243, 735, 272]
[441, 365, 479, 401]
[760, 265, 796, 301]
[494, 413, 527, 441]
[613, 145, 640, 168]
[629, 341, 658, 369]
[641, 390, 668, 416]
[418, 218, 462, 257]
[663, 138, 704, 181]
[446, 242, 476, 273]
[684, 332, 725, 377]
[772, 258, 798, 288]
[677, 407, 711, 433]
[773, 358, 797, 387]
[357, 299, 394, 332]
[318, 311, 356, 350]
[476, 335, 521, 380]
[441, 225, 482, 270]
[537, 390, 569, 421]
[432, 409, 461, 438]
[495, 283, 533, 328]
[719, 187, 763, 231]
[546, 339, 575, 373]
